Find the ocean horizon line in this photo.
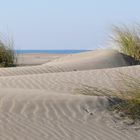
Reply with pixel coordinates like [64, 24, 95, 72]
[16, 50, 91, 54]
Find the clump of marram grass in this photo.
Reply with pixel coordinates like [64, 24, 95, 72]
[75, 74, 140, 121]
[0, 38, 17, 67]
[112, 25, 140, 61]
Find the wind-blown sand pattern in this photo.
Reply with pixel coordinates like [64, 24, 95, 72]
[0, 50, 140, 140]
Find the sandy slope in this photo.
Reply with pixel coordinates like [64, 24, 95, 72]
[0, 66, 140, 139]
[44, 49, 130, 71]
[0, 50, 140, 140]
[0, 50, 131, 77]
[0, 89, 139, 140]
[0, 65, 139, 92]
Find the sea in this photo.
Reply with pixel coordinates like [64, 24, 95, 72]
[16, 50, 90, 54]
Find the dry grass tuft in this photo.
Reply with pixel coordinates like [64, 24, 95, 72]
[112, 25, 140, 61]
[0, 38, 17, 67]
[75, 74, 140, 120]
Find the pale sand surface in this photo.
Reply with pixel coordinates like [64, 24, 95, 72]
[0, 50, 132, 76]
[17, 53, 66, 66]
[0, 50, 140, 140]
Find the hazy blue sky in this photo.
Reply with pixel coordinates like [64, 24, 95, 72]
[0, 0, 140, 50]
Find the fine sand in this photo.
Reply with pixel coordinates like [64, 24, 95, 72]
[0, 49, 140, 140]
[17, 53, 66, 66]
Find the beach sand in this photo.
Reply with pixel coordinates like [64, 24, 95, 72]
[0, 49, 140, 140]
[17, 53, 66, 66]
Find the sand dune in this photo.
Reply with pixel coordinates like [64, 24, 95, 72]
[0, 65, 139, 92]
[0, 50, 133, 77]
[0, 49, 139, 140]
[44, 49, 131, 71]
[0, 90, 139, 140]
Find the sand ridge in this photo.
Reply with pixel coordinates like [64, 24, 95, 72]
[0, 65, 139, 92]
[0, 50, 132, 77]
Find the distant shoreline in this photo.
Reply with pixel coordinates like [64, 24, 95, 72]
[16, 50, 90, 54]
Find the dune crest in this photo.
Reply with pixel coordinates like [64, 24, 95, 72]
[44, 49, 130, 71]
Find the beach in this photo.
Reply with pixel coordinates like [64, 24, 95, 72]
[17, 53, 66, 66]
[0, 49, 140, 140]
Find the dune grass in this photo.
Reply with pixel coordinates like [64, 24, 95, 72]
[0, 38, 17, 67]
[112, 25, 140, 61]
[75, 74, 140, 120]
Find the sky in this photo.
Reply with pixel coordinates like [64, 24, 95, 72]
[0, 0, 140, 50]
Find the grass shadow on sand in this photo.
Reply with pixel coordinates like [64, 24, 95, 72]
[74, 73, 140, 121]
